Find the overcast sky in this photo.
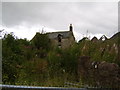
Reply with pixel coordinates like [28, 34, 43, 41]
[1, 2, 118, 41]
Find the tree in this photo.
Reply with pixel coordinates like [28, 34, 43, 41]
[31, 32, 51, 50]
[2, 33, 23, 84]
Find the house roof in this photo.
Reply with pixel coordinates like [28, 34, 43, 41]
[47, 31, 73, 39]
[99, 35, 108, 41]
[91, 36, 98, 42]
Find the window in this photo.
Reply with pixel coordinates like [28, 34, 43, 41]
[57, 34, 62, 42]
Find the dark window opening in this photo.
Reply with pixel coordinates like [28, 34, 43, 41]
[57, 34, 62, 42]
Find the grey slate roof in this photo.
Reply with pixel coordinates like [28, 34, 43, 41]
[47, 31, 73, 39]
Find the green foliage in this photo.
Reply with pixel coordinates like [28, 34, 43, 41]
[2, 32, 119, 87]
[61, 45, 79, 73]
[31, 33, 51, 50]
[2, 33, 22, 84]
[16, 58, 48, 86]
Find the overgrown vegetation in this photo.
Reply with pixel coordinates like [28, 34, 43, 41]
[2, 32, 120, 88]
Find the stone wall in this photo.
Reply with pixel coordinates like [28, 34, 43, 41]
[50, 35, 75, 49]
[78, 56, 120, 88]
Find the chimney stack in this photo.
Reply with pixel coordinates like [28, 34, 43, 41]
[69, 24, 73, 32]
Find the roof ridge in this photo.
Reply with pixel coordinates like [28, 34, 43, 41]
[46, 30, 71, 34]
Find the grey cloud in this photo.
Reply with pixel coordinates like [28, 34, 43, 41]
[2, 2, 118, 40]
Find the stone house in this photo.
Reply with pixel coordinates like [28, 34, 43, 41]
[46, 24, 75, 49]
[32, 24, 75, 49]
